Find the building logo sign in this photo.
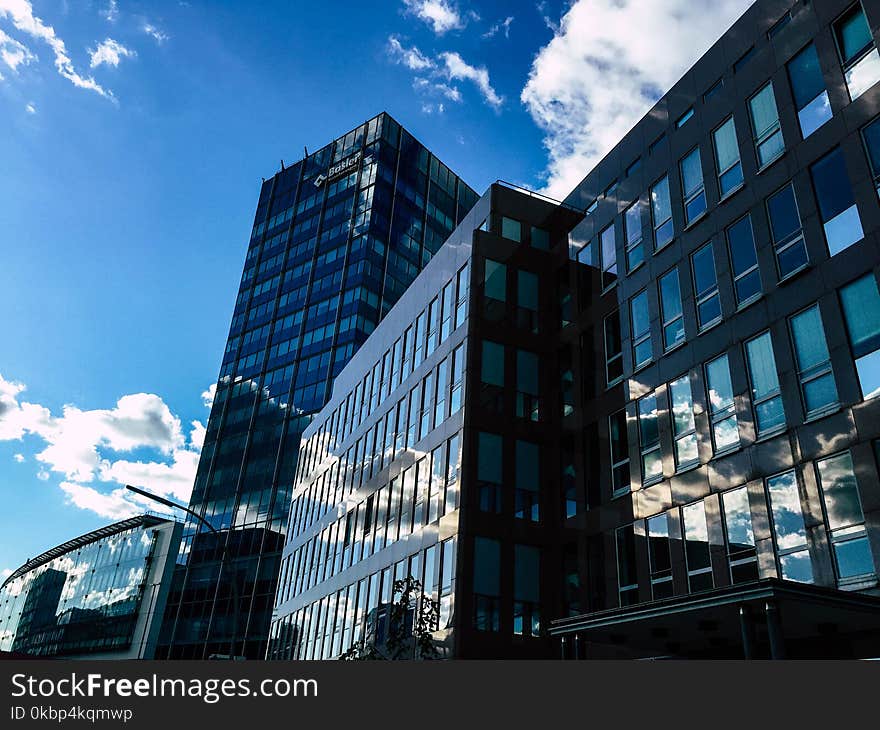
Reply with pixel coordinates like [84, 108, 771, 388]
[314, 151, 362, 187]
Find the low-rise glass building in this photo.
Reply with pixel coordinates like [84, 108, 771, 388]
[0, 516, 181, 659]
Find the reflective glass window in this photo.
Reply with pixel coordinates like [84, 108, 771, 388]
[745, 331, 785, 436]
[639, 393, 662, 484]
[713, 117, 743, 196]
[651, 175, 674, 249]
[683, 501, 713, 591]
[680, 147, 707, 225]
[767, 471, 812, 583]
[766, 183, 808, 279]
[722, 486, 758, 583]
[834, 4, 880, 100]
[600, 223, 617, 290]
[610, 410, 631, 496]
[630, 289, 653, 369]
[706, 353, 739, 452]
[789, 304, 838, 416]
[604, 310, 623, 385]
[659, 267, 685, 351]
[840, 274, 880, 400]
[624, 200, 644, 271]
[810, 147, 864, 255]
[670, 375, 698, 469]
[726, 215, 761, 307]
[692, 242, 721, 330]
[787, 43, 832, 138]
[816, 452, 875, 582]
[749, 82, 784, 166]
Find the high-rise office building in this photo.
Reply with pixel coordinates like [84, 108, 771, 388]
[270, 0, 880, 660]
[159, 113, 477, 659]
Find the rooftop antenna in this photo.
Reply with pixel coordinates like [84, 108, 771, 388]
[280, 159, 285, 171]
[304, 145, 309, 158]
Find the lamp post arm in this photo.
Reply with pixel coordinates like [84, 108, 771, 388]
[125, 484, 218, 535]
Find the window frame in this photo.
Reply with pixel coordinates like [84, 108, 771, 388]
[650, 175, 674, 251]
[624, 199, 645, 272]
[712, 116, 744, 198]
[744, 330, 786, 439]
[765, 181, 809, 282]
[669, 374, 699, 471]
[638, 391, 663, 486]
[658, 266, 685, 352]
[725, 214, 762, 309]
[679, 146, 707, 226]
[691, 241, 722, 331]
[705, 352, 740, 455]
[630, 289, 653, 371]
[788, 303, 839, 419]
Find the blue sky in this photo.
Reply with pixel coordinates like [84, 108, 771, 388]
[0, 0, 751, 578]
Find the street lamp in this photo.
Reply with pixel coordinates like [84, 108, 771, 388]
[124, 484, 241, 660]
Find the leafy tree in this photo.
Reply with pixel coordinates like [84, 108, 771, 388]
[339, 576, 441, 660]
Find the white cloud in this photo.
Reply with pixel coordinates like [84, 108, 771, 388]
[24, 101, 34, 113]
[439, 51, 503, 109]
[13, 453, 24, 462]
[0, 0, 114, 99]
[482, 15, 513, 40]
[103, 0, 118, 23]
[535, 1, 558, 33]
[388, 37, 492, 109]
[0, 372, 210, 519]
[522, 0, 753, 197]
[0, 568, 11, 582]
[402, 0, 465, 35]
[189, 419, 206, 451]
[201, 383, 216, 409]
[58, 482, 172, 521]
[387, 35, 434, 71]
[97, 447, 200, 502]
[142, 22, 169, 44]
[0, 27, 35, 72]
[413, 76, 461, 102]
[89, 38, 134, 68]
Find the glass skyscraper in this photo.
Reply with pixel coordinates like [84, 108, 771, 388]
[158, 113, 477, 659]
